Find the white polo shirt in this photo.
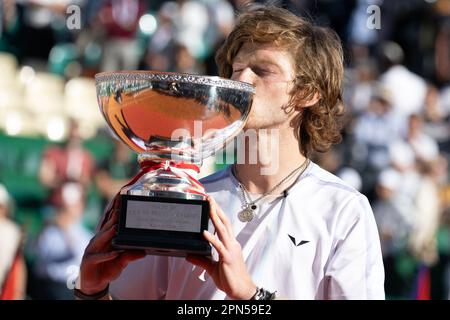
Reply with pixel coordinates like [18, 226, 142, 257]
[109, 162, 385, 300]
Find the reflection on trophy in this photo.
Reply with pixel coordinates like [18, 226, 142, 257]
[95, 71, 254, 257]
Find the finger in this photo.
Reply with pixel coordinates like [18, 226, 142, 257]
[203, 230, 228, 259]
[87, 251, 120, 264]
[112, 194, 121, 209]
[116, 250, 146, 269]
[186, 255, 215, 274]
[99, 195, 121, 231]
[98, 222, 118, 253]
[207, 197, 231, 245]
[102, 193, 120, 210]
[89, 224, 117, 252]
[119, 250, 146, 262]
[96, 209, 119, 253]
[98, 250, 145, 282]
[209, 196, 234, 236]
[108, 195, 121, 219]
[100, 208, 119, 232]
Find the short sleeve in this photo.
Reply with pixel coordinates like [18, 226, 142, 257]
[324, 194, 385, 299]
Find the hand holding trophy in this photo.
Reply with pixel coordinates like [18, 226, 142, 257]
[95, 71, 254, 257]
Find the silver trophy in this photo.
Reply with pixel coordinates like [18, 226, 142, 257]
[95, 71, 254, 257]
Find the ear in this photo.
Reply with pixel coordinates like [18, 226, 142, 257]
[302, 91, 321, 108]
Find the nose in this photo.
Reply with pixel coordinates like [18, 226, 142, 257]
[232, 67, 255, 85]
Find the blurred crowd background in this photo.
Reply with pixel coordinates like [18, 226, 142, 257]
[0, 0, 450, 300]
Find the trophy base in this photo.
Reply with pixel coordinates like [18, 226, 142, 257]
[112, 235, 211, 257]
[114, 195, 211, 257]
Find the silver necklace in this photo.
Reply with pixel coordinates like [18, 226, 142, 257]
[233, 159, 310, 222]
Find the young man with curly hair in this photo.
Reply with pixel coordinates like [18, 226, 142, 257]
[77, 6, 385, 300]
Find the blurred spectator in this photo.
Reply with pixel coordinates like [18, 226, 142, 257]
[436, 21, 450, 84]
[230, 0, 254, 11]
[348, 0, 381, 60]
[144, 1, 177, 71]
[422, 85, 450, 153]
[407, 157, 446, 299]
[385, 1, 437, 81]
[373, 168, 416, 298]
[440, 185, 450, 299]
[203, 0, 235, 75]
[354, 84, 406, 170]
[409, 158, 446, 266]
[38, 119, 95, 211]
[374, 168, 415, 258]
[434, 0, 450, 85]
[173, 42, 204, 74]
[345, 59, 379, 115]
[424, 84, 447, 124]
[175, 0, 209, 60]
[0, 184, 27, 300]
[98, 0, 147, 71]
[206, 0, 234, 42]
[379, 41, 428, 117]
[95, 138, 138, 209]
[337, 167, 362, 192]
[20, 0, 83, 62]
[407, 114, 439, 163]
[388, 138, 421, 206]
[0, 0, 21, 57]
[31, 182, 92, 300]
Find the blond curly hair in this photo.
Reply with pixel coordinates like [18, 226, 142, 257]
[216, 6, 345, 155]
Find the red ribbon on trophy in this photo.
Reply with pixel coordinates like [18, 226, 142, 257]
[99, 160, 206, 229]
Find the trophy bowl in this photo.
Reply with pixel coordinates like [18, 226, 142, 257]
[95, 71, 254, 257]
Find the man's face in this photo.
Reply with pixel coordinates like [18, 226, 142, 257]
[231, 42, 297, 130]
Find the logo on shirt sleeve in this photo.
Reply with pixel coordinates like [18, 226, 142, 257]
[288, 234, 310, 247]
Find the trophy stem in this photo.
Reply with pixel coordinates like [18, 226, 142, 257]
[120, 155, 206, 201]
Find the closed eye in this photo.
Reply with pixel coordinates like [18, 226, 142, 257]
[252, 66, 275, 77]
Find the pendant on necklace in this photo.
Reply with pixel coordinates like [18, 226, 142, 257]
[238, 204, 257, 222]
